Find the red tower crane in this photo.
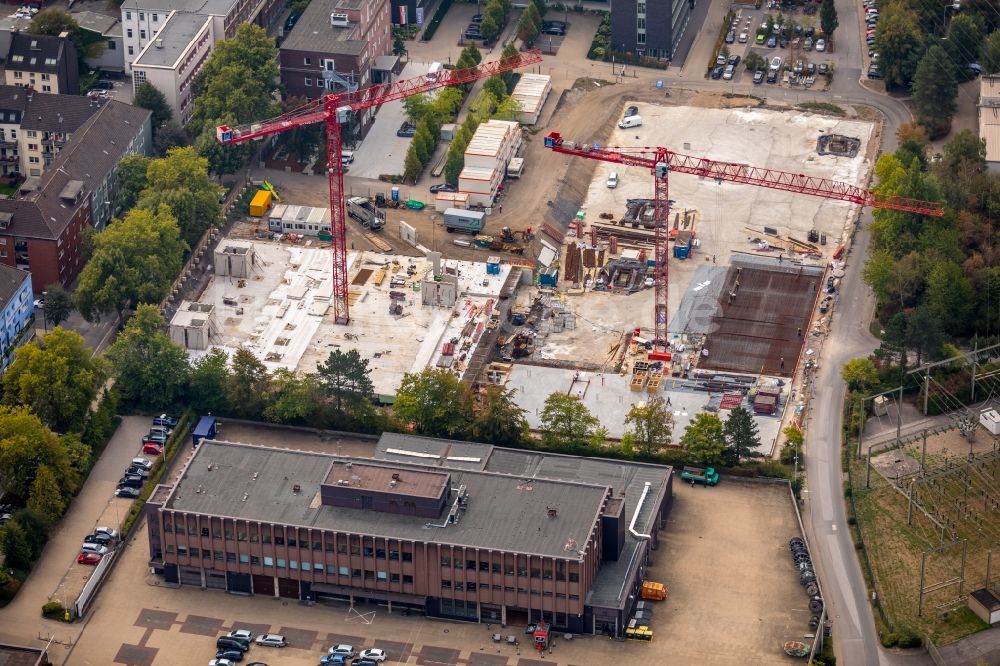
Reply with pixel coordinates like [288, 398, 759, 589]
[542, 131, 945, 351]
[216, 50, 543, 324]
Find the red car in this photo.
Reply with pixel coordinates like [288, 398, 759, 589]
[77, 551, 102, 565]
[142, 442, 164, 456]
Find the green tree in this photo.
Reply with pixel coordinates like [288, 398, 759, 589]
[500, 41, 519, 87]
[539, 392, 603, 450]
[392, 32, 407, 57]
[403, 145, 423, 183]
[530, 0, 546, 19]
[484, 75, 509, 102]
[315, 349, 374, 418]
[623, 397, 672, 455]
[681, 412, 726, 466]
[26, 464, 64, 528]
[517, 5, 540, 46]
[0, 406, 75, 499]
[783, 423, 804, 447]
[225, 347, 271, 419]
[455, 44, 483, 69]
[412, 125, 433, 163]
[113, 153, 151, 213]
[153, 119, 189, 156]
[925, 260, 974, 335]
[912, 44, 958, 138]
[480, 14, 500, 43]
[282, 96, 324, 164]
[188, 349, 231, 415]
[722, 406, 761, 465]
[106, 305, 190, 409]
[471, 386, 528, 446]
[842, 358, 880, 393]
[874, 6, 925, 90]
[907, 306, 944, 364]
[984, 30, 1000, 74]
[744, 52, 766, 72]
[819, 0, 838, 38]
[41, 283, 73, 328]
[27, 8, 78, 35]
[3, 327, 106, 433]
[403, 93, 431, 124]
[945, 14, 983, 73]
[74, 205, 187, 324]
[393, 369, 472, 438]
[493, 96, 522, 122]
[1, 519, 32, 569]
[264, 369, 316, 424]
[137, 146, 223, 245]
[134, 81, 173, 129]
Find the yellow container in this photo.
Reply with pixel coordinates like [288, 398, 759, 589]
[249, 190, 273, 217]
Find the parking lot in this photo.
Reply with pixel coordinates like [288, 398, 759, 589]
[65, 461, 808, 665]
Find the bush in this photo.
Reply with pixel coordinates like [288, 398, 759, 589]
[42, 601, 68, 620]
[896, 629, 922, 648]
[880, 632, 899, 648]
[421, 0, 454, 41]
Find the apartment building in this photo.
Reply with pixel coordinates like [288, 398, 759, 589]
[120, 0, 282, 71]
[145, 434, 672, 635]
[279, 0, 392, 103]
[0, 264, 32, 370]
[4, 32, 80, 95]
[610, 0, 692, 60]
[132, 12, 214, 125]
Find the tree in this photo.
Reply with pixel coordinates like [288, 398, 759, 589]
[412, 125, 433, 163]
[925, 260, 974, 335]
[403, 145, 423, 183]
[41, 283, 73, 328]
[874, 7, 925, 90]
[137, 146, 223, 245]
[153, 120, 189, 156]
[392, 32, 407, 57]
[394, 368, 472, 438]
[681, 413, 726, 466]
[74, 205, 187, 324]
[623, 398, 672, 455]
[188, 349, 231, 415]
[480, 14, 500, 43]
[494, 96, 523, 122]
[1, 519, 32, 569]
[722, 406, 761, 465]
[26, 464, 64, 528]
[113, 153, 151, 213]
[783, 423, 804, 447]
[0, 406, 75, 499]
[820, 0, 838, 39]
[517, 5, 540, 46]
[539, 392, 603, 450]
[281, 96, 324, 163]
[264, 369, 317, 424]
[403, 94, 431, 124]
[455, 45, 482, 70]
[945, 14, 983, 74]
[3, 327, 106, 433]
[106, 305, 190, 409]
[471, 386, 528, 446]
[134, 81, 173, 129]
[484, 75, 508, 102]
[27, 9, 78, 36]
[984, 30, 1000, 74]
[912, 44, 958, 138]
[225, 347, 271, 419]
[500, 41, 519, 87]
[744, 52, 767, 72]
[531, 0, 546, 18]
[842, 358, 880, 393]
[315, 349, 374, 418]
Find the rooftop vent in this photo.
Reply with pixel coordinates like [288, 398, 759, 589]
[330, 12, 349, 27]
[547, 507, 558, 519]
[155, 39, 163, 49]
[391, 472, 401, 482]
[292, 483, 301, 494]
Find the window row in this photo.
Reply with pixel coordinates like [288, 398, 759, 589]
[439, 580, 579, 599]
[167, 546, 415, 582]
[438, 557, 576, 582]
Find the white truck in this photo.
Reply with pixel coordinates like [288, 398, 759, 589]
[346, 197, 385, 231]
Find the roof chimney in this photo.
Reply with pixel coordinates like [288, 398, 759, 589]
[58, 31, 70, 39]
[547, 507, 558, 519]
[155, 39, 163, 48]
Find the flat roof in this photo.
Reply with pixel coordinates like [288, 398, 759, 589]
[134, 13, 212, 68]
[324, 460, 449, 499]
[981, 119, 1000, 163]
[281, 0, 365, 55]
[166, 440, 609, 559]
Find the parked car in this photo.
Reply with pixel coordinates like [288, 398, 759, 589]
[96, 527, 122, 540]
[208, 660, 236, 666]
[728, 54, 741, 67]
[804, 26, 815, 38]
[84, 533, 112, 546]
[149, 425, 171, 438]
[806, 62, 817, 76]
[738, 31, 748, 43]
[357, 649, 387, 662]
[722, 64, 735, 80]
[152, 414, 177, 428]
[540, 26, 565, 35]
[606, 172, 619, 188]
[217, 636, 250, 652]
[215, 650, 244, 663]
[755, 33, 765, 44]
[867, 67, 881, 80]
[725, 30, 735, 43]
[624, 105, 638, 117]
[131, 457, 153, 470]
[396, 122, 416, 137]
[80, 543, 108, 555]
[142, 442, 164, 456]
[542, 20, 566, 28]
[818, 63, 829, 75]
[753, 69, 765, 84]
[716, 52, 727, 66]
[710, 65, 724, 79]
[319, 656, 346, 666]
[429, 183, 456, 193]
[77, 551, 102, 565]
[126, 465, 150, 478]
[766, 70, 778, 83]
[766, 35, 777, 47]
[115, 485, 141, 498]
[143, 432, 167, 445]
[118, 474, 144, 488]
[471, 13, 482, 22]
[328, 645, 355, 658]
[255, 634, 286, 647]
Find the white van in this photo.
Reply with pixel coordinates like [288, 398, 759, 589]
[341, 151, 354, 165]
[425, 62, 444, 82]
[618, 115, 642, 129]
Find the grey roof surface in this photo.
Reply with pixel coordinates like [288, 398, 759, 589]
[7, 33, 73, 75]
[281, 0, 365, 55]
[0, 264, 29, 305]
[134, 13, 211, 68]
[19, 90, 101, 132]
[167, 440, 609, 559]
[120, 0, 236, 17]
[378, 432, 491, 470]
[72, 11, 122, 37]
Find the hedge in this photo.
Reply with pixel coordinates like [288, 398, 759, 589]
[421, 0, 455, 41]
